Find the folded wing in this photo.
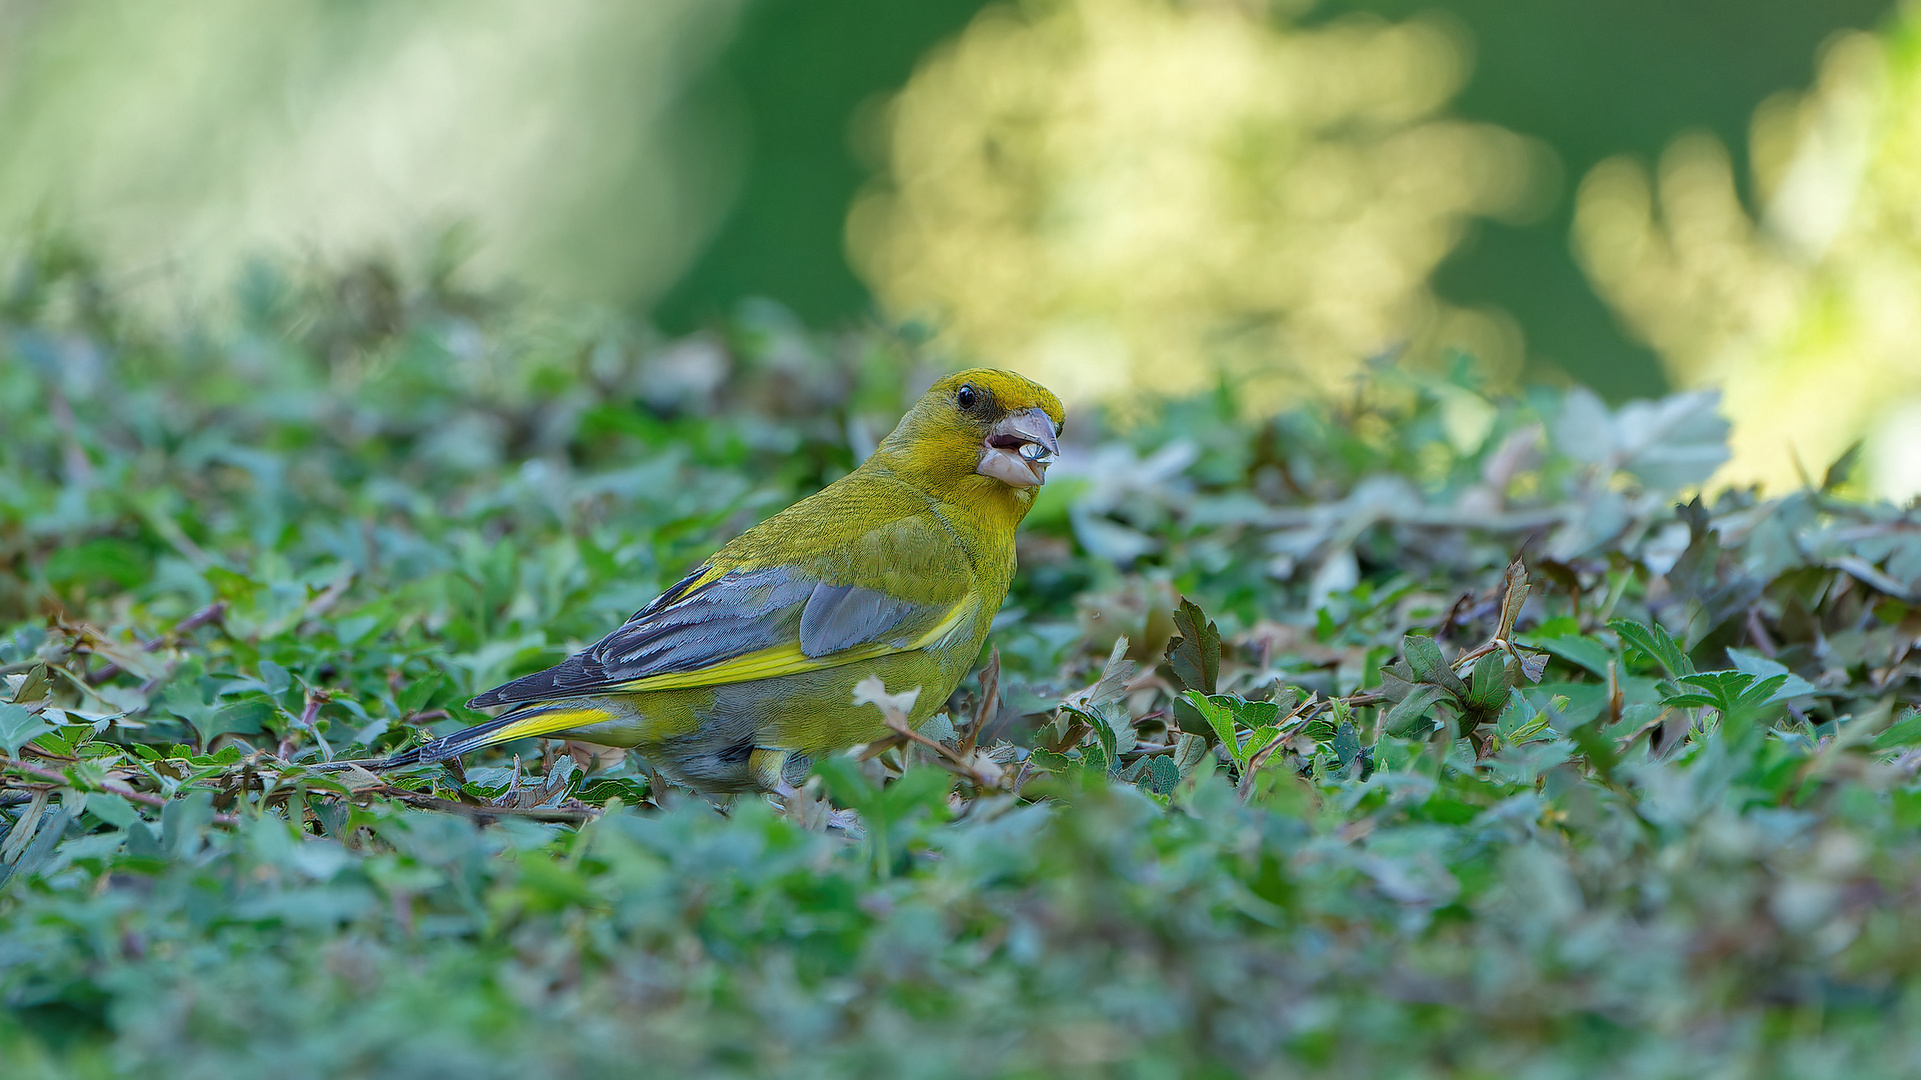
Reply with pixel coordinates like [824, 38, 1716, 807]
[467, 562, 968, 709]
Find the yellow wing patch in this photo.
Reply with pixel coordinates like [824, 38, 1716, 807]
[609, 599, 972, 694]
[485, 705, 617, 745]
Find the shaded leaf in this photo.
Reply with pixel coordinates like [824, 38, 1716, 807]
[0, 704, 51, 757]
[1611, 618, 1695, 678]
[1165, 598, 1221, 694]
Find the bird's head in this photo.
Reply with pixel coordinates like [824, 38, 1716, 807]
[872, 368, 1065, 502]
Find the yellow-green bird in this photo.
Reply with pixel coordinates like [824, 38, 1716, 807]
[378, 369, 1063, 792]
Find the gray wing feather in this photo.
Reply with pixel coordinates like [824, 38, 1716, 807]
[798, 582, 927, 658]
[595, 568, 814, 671]
[468, 566, 936, 708]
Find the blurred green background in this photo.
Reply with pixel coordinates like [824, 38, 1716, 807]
[664, 0, 1892, 403]
[0, 0, 1909, 487]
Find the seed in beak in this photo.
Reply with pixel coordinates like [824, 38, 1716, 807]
[1019, 441, 1051, 462]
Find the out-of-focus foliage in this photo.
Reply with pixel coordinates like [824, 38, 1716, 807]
[0, 0, 1900, 413]
[848, 0, 1552, 405]
[1575, 1, 1921, 498]
[14, 247, 1921, 1075]
[0, 0, 744, 305]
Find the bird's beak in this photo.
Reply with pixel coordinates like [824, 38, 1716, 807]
[978, 408, 1060, 488]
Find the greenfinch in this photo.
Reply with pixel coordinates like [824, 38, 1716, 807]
[377, 369, 1063, 792]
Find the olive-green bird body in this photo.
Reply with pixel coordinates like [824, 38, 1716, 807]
[390, 369, 1064, 792]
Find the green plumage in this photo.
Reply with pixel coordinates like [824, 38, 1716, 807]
[397, 369, 1065, 792]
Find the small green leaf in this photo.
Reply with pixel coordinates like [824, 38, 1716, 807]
[1466, 651, 1514, 711]
[1331, 721, 1361, 767]
[256, 660, 292, 696]
[1140, 756, 1180, 794]
[1528, 634, 1615, 679]
[1240, 726, 1281, 769]
[397, 671, 446, 717]
[0, 704, 51, 757]
[186, 700, 271, 743]
[1028, 747, 1077, 773]
[1232, 699, 1280, 729]
[1083, 742, 1108, 775]
[1724, 649, 1819, 701]
[85, 793, 139, 828]
[9, 663, 49, 705]
[1183, 691, 1240, 754]
[1166, 598, 1221, 694]
[1382, 684, 1450, 738]
[1509, 710, 1553, 742]
[1402, 634, 1468, 700]
[1611, 618, 1695, 678]
[1874, 708, 1921, 750]
[812, 755, 878, 810]
[1171, 733, 1211, 778]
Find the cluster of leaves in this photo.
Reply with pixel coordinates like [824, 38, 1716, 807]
[11, 244, 1921, 1075]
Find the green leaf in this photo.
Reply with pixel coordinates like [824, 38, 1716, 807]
[161, 792, 215, 859]
[1240, 726, 1281, 769]
[1509, 709, 1553, 743]
[1610, 618, 1695, 678]
[1165, 598, 1221, 694]
[1526, 633, 1615, 679]
[0, 704, 51, 757]
[1233, 699, 1281, 729]
[203, 566, 260, 603]
[1137, 755, 1180, 794]
[43, 538, 150, 590]
[1567, 715, 1620, 783]
[1823, 440, 1865, 492]
[1183, 692, 1240, 758]
[9, 663, 49, 705]
[1171, 733, 1211, 779]
[1676, 670, 1756, 710]
[1028, 747, 1078, 773]
[811, 755, 877, 810]
[85, 793, 139, 828]
[1086, 708, 1120, 774]
[1662, 693, 1720, 709]
[1061, 702, 1122, 771]
[256, 660, 292, 696]
[188, 700, 271, 744]
[1401, 633, 1468, 700]
[1465, 651, 1514, 712]
[1082, 742, 1108, 775]
[1874, 708, 1921, 750]
[1331, 721, 1361, 767]
[1731, 674, 1788, 714]
[1382, 684, 1450, 738]
[1723, 649, 1819, 701]
[397, 670, 446, 717]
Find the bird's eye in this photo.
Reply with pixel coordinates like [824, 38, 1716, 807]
[957, 384, 978, 410]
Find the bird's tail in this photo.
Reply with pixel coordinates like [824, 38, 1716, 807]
[326, 701, 612, 772]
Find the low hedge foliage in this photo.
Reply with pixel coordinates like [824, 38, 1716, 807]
[6, 248, 1921, 1077]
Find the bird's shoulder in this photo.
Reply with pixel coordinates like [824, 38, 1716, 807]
[711, 470, 974, 603]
